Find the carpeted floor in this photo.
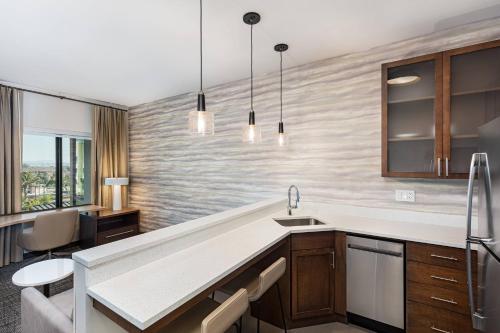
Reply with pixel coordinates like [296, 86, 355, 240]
[0, 248, 77, 333]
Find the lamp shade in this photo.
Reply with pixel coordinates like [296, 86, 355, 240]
[104, 177, 129, 186]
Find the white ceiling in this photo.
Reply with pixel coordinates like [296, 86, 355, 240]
[0, 0, 499, 106]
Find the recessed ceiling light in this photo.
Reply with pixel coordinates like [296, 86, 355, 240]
[387, 72, 421, 86]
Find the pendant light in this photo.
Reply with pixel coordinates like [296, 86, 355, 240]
[275, 43, 289, 146]
[242, 12, 262, 144]
[188, 0, 214, 136]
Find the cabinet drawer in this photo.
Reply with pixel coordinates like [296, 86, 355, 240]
[407, 281, 468, 315]
[407, 242, 474, 270]
[97, 225, 138, 245]
[406, 301, 475, 333]
[407, 301, 474, 333]
[407, 261, 468, 292]
[291, 232, 334, 251]
[97, 215, 138, 233]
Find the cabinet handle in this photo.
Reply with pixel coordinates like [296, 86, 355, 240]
[431, 296, 458, 305]
[105, 229, 135, 239]
[347, 244, 403, 257]
[446, 157, 449, 177]
[431, 275, 458, 283]
[430, 254, 458, 262]
[331, 251, 335, 269]
[431, 325, 453, 333]
[438, 158, 442, 177]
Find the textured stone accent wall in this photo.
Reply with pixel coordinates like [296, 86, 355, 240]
[129, 18, 500, 231]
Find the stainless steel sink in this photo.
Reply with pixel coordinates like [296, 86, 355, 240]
[273, 218, 325, 227]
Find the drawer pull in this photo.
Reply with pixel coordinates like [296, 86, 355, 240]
[105, 229, 135, 239]
[431, 296, 458, 305]
[431, 325, 453, 333]
[431, 275, 458, 283]
[430, 254, 459, 262]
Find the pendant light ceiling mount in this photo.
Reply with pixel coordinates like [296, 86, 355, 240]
[243, 12, 261, 25]
[274, 43, 289, 52]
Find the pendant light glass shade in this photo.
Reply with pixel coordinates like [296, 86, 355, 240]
[278, 132, 288, 146]
[277, 123, 289, 146]
[242, 124, 262, 144]
[189, 109, 214, 135]
[242, 110, 262, 143]
[189, 0, 214, 136]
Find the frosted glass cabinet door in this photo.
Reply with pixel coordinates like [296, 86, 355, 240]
[443, 41, 500, 177]
[382, 53, 442, 177]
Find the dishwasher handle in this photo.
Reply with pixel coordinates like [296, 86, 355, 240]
[348, 243, 403, 257]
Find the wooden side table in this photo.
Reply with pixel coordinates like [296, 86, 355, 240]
[79, 208, 140, 249]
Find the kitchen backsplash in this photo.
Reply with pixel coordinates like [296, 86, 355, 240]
[129, 18, 500, 231]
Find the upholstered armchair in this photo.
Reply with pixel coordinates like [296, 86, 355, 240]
[21, 287, 73, 333]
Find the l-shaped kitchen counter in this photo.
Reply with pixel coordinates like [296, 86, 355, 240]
[73, 198, 475, 333]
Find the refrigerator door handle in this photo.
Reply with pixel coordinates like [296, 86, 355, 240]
[466, 153, 480, 239]
[466, 153, 493, 242]
[465, 152, 493, 331]
[466, 240, 486, 331]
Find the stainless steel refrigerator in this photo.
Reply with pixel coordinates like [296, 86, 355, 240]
[466, 116, 500, 332]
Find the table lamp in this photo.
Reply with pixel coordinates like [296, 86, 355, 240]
[104, 177, 129, 211]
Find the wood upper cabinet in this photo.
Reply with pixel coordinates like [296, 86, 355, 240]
[382, 53, 443, 178]
[291, 232, 335, 320]
[382, 39, 500, 179]
[443, 40, 500, 178]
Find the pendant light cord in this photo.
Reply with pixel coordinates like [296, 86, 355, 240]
[280, 51, 283, 122]
[250, 24, 254, 112]
[200, 0, 203, 92]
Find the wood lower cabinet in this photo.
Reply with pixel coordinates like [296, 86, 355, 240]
[290, 232, 347, 323]
[406, 241, 478, 333]
[291, 247, 335, 319]
[334, 232, 347, 316]
[79, 208, 140, 249]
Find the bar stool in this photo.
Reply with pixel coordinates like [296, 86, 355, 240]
[163, 288, 248, 333]
[219, 257, 287, 333]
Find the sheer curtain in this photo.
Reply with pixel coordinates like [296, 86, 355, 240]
[0, 86, 23, 267]
[92, 106, 129, 209]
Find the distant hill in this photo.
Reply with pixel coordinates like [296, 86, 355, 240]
[23, 160, 70, 167]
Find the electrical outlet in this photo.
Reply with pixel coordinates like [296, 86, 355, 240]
[395, 190, 416, 202]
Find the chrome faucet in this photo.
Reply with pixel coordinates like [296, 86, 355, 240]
[288, 185, 300, 215]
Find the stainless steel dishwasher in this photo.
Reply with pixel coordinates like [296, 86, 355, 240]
[346, 235, 405, 332]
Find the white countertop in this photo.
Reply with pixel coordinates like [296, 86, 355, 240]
[86, 200, 472, 330]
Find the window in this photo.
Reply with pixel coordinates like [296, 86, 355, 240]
[22, 134, 91, 212]
[21, 135, 57, 211]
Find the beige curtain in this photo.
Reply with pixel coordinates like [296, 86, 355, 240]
[0, 86, 23, 267]
[92, 106, 129, 209]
